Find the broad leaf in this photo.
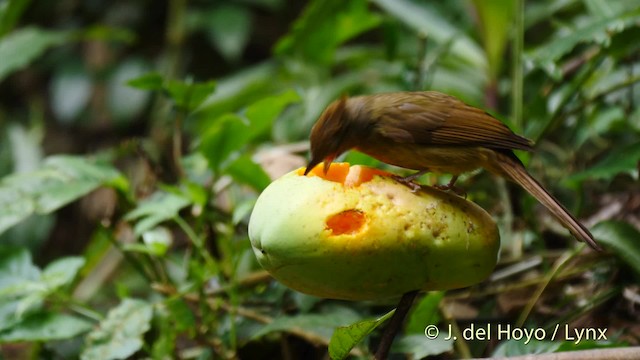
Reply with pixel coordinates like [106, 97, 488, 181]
[252, 307, 361, 341]
[244, 89, 300, 141]
[0, 27, 70, 82]
[565, 142, 640, 184]
[199, 113, 250, 173]
[525, 7, 640, 79]
[0, 247, 40, 331]
[225, 154, 271, 191]
[371, 0, 485, 68]
[328, 309, 395, 360]
[405, 291, 443, 335]
[592, 221, 640, 278]
[0, 312, 92, 342]
[391, 334, 453, 359]
[275, 0, 382, 64]
[124, 191, 191, 236]
[165, 79, 216, 112]
[0, 155, 127, 235]
[82, 299, 153, 360]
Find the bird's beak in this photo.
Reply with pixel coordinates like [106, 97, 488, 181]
[322, 157, 333, 174]
[304, 157, 320, 175]
[304, 156, 334, 175]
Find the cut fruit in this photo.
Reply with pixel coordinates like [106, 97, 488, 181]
[249, 163, 500, 301]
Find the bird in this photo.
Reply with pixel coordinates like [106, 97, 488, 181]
[304, 91, 601, 251]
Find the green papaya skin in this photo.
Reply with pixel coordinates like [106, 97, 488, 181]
[249, 164, 499, 301]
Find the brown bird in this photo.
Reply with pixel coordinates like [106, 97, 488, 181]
[304, 91, 601, 251]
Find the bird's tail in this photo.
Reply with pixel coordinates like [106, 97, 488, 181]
[494, 155, 601, 251]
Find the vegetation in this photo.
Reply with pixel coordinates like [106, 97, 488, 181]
[1, 0, 639, 358]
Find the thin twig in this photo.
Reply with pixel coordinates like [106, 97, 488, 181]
[374, 290, 419, 360]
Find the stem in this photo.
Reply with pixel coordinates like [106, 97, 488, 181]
[516, 245, 583, 327]
[173, 215, 218, 272]
[374, 290, 419, 360]
[512, 0, 524, 131]
[165, 0, 187, 79]
[413, 32, 428, 91]
[439, 301, 471, 359]
[172, 111, 185, 179]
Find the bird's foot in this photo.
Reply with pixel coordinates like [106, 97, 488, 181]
[393, 171, 427, 193]
[433, 176, 466, 198]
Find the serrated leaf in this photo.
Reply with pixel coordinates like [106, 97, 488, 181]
[592, 221, 640, 278]
[0, 312, 92, 342]
[82, 299, 153, 360]
[124, 191, 191, 236]
[0, 27, 71, 82]
[0, 155, 127, 235]
[405, 291, 443, 335]
[328, 309, 395, 360]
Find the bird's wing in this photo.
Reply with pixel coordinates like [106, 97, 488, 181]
[373, 92, 533, 151]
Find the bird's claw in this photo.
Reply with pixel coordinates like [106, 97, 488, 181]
[433, 183, 467, 198]
[392, 175, 423, 192]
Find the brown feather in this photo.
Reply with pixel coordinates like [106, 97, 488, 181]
[364, 92, 533, 151]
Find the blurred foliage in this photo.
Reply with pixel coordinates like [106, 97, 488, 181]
[0, 0, 639, 359]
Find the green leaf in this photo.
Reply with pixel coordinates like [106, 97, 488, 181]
[225, 154, 271, 191]
[525, 7, 640, 79]
[124, 227, 172, 256]
[0, 247, 40, 331]
[405, 291, 443, 335]
[0, 0, 32, 36]
[124, 191, 191, 236]
[126, 72, 164, 91]
[245, 89, 301, 140]
[371, 0, 485, 68]
[328, 309, 395, 360]
[199, 113, 250, 173]
[492, 339, 562, 357]
[82, 299, 153, 360]
[205, 5, 252, 62]
[391, 334, 453, 358]
[275, 0, 382, 64]
[0, 27, 71, 82]
[592, 221, 640, 278]
[472, 0, 515, 79]
[565, 142, 640, 184]
[165, 298, 195, 333]
[0, 155, 127, 235]
[0, 312, 92, 342]
[41, 257, 85, 290]
[165, 79, 216, 112]
[252, 307, 361, 341]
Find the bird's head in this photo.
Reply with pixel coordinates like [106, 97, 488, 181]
[304, 96, 356, 175]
